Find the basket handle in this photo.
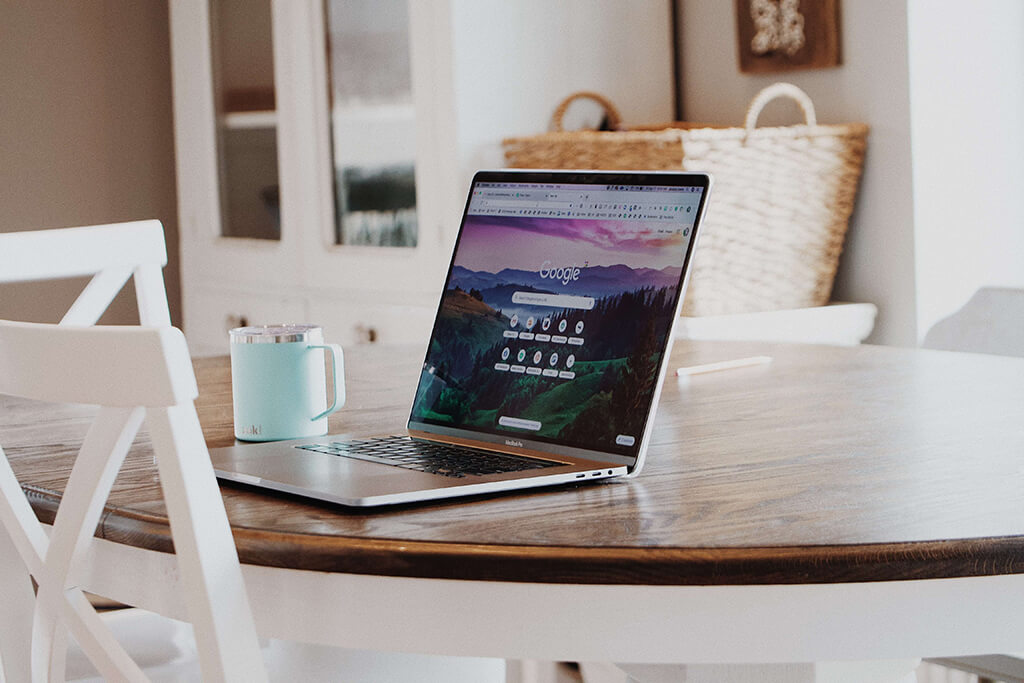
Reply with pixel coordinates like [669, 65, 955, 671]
[551, 91, 623, 132]
[744, 82, 817, 131]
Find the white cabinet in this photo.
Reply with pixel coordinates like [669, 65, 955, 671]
[170, 0, 675, 356]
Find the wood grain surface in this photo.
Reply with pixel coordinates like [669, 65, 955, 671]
[5, 340, 1024, 585]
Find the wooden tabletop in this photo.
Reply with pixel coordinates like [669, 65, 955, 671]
[5, 340, 1024, 586]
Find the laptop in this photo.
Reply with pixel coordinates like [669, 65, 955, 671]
[210, 169, 711, 506]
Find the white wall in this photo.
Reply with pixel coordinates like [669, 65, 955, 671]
[908, 0, 1024, 340]
[678, 0, 917, 345]
[448, 0, 676, 192]
[679, 0, 1024, 346]
[0, 1, 179, 326]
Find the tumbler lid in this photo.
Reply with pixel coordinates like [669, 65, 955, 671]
[229, 324, 322, 344]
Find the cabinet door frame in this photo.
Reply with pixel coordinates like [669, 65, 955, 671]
[281, 0, 457, 304]
[169, 0, 301, 296]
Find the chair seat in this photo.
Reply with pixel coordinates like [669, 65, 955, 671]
[922, 287, 1024, 358]
[66, 609, 200, 683]
[66, 610, 507, 683]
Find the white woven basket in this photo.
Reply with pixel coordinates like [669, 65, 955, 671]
[503, 83, 869, 315]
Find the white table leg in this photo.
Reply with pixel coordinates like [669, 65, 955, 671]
[579, 661, 633, 683]
[510, 661, 596, 683]
[606, 659, 920, 683]
[262, 640, 506, 683]
[507, 660, 552, 683]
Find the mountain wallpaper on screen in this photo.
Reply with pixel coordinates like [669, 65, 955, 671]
[410, 213, 689, 455]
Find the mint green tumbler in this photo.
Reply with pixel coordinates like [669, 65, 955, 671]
[229, 324, 345, 441]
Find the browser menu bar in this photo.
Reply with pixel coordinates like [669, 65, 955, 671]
[468, 183, 702, 222]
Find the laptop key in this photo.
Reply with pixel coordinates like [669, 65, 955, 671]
[295, 436, 562, 478]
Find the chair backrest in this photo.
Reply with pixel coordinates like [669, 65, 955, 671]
[0, 220, 171, 326]
[0, 322, 266, 682]
[922, 287, 1024, 358]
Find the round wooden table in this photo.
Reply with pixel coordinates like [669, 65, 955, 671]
[7, 340, 1024, 674]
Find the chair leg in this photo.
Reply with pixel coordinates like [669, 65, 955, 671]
[148, 406, 267, 683]
[49, 625, 69, 683]
[0, 529, 33, 683]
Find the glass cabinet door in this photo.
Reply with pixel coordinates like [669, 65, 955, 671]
[324, 0, 418, 247]
[171, 0, 675, 353]
[212, 0, 280, 241]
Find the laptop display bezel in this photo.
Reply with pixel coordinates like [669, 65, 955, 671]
[407, 169, 712, 474]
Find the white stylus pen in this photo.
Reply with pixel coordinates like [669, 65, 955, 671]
[675, 355, 773, 377]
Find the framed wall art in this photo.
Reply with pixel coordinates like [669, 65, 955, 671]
[735, 0, 841, 73]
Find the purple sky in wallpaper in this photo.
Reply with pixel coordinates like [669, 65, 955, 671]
[454, 215, 688, 273]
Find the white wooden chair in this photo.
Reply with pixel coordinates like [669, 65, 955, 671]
[0, 220, 172, 327]
[0, 220, 173, 605]
[0, 321, 266, 682]
[0, 221, 264, 681]
[0, 220, 172, 616]
[922, 287, 1024, 358]
[922, 286, 1024, 683]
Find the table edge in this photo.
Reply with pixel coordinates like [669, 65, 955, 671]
[25, 485, 1024, 586]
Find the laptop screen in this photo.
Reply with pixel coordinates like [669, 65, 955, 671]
[408, 170, 709, 462]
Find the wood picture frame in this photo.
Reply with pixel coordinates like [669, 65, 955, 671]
[735, 0, 841, 73]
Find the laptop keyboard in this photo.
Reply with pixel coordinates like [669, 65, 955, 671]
[295, 436, 563, 478]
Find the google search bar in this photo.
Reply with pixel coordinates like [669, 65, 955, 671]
[512, 291, 595, 310]
[481, 200, 574, 210]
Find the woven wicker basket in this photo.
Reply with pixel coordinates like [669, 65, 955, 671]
[503, 84, 869, 316]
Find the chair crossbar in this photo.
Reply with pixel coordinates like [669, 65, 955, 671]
[0, 446, 48, 577]
[60, 266, 134, 327]
[64, 579, 149, 682]
[31, 407, 143, 681]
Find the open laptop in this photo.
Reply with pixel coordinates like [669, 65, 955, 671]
[211, 169, 711, 506]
